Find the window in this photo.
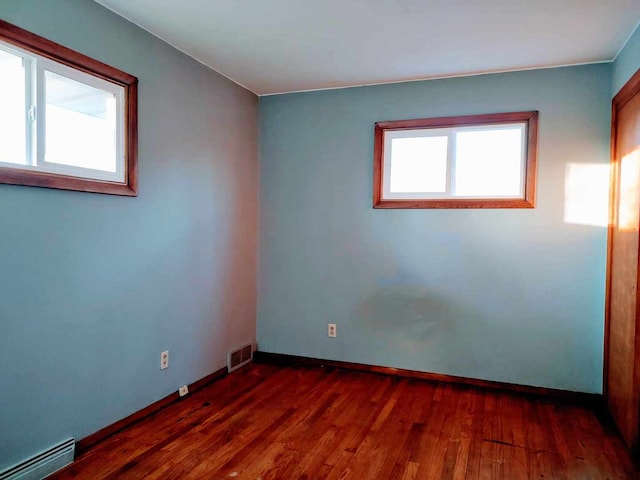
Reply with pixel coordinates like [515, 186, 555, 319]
[373, 111, 538, 208]
[0, 19, 138, 195]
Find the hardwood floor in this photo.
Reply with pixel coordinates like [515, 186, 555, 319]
[52, 363, 638, 479]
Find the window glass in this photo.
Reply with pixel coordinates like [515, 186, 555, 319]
[454, 127, 524, 197]
[44, 70, 118, 173]
[0, 48, 27, 165]
[389, 136, 448, 193]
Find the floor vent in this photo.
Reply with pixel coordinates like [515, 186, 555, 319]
[0, 438, 74, 480]
[227, 343, 253, 373]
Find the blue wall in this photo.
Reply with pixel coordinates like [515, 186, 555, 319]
[0, 0, 258, 470]
[0, 0, 627, 470]
[613, 22, 640, 95]
[258, 64, 612, 394]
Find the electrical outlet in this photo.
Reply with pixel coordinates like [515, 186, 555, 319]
[328, 323, 337, 338]
[160, 351, 169, 370]
[178, 385, 189, 397]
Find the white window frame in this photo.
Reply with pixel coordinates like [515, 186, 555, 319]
[382, 123, 527, 201]
[38, 56, 126, 182]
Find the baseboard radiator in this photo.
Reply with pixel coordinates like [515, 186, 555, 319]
[0, 438, 74, 480]
[227, 343, 253, 373]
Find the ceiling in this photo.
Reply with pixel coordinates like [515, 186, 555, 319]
[94, 0, 640, 96]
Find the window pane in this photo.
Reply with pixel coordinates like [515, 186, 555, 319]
[389, 136, 448, 193]
[0, 49, 26, 165]
[45, 70, 117, 172]
[454, 127, 524, 197]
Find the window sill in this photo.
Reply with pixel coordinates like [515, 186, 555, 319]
[373, 198, 535, 209]
[0, 168, 137, 196]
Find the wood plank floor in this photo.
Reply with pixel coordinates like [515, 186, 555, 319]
[51, 363, 638, 480]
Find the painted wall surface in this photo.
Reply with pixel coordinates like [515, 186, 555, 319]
[613, 23, 640, 95]
[0, 0, 258, 470]
[258, 64, 612, 394]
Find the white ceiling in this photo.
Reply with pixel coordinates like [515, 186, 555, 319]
[95, 0, 640, 96]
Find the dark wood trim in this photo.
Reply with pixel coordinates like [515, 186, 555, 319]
[632, 71, 640, 455]
[613, 68, 640, 111]
[373, 123, 384, 208]
[0, 19, 138, 196]
[126, 81, 139, 195]
[75, 366, 227, 456]
[374, 198, 534, 209]
[604, 101, 620, 400]
[375, 111, 538, 130]
[373, 111, 538, 209]
[0, 168, 137, 196]
[604, 68, 640, 452]
[254, 351, 601, 405]
[188, 366, 227, 392]
[0, 19, 136, 86]
[525, 111, 539, 207]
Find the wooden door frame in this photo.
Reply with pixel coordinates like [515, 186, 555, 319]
[604, 68, 640, 451]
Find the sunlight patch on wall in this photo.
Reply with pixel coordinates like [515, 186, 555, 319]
[564, 162, 610, 227]
[619, 148, 640, 232]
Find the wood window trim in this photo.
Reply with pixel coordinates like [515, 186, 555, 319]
[0, 19, 138, 196]
[373, 111, 538, 209]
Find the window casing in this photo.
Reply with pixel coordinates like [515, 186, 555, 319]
[373, 111, 538, 208]
[0, 19, 138, 196]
